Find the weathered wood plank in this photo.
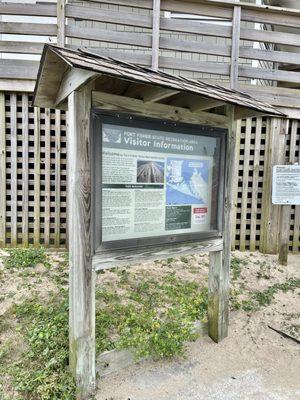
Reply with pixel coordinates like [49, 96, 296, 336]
[0, 22, 56, 36]
[0, 3, 57, 17]
[239, 118, 251, 251]
[239, 46, 300, 66]
[10, 94, 17, 247]
[0, 41, 44, 54]
[240, 26, 300, 47]
[34, 107, 41, 246]
[68, 83, 95, 398]
[66, 3, 151, 28]
[93, 238, 223, 270]
[290, 120, 300, 253]
[0, 60, 39, 80]
[279, 205, 290, 265]
[208, 250, 224, 342]
[57, 0, 66, 47]
[54, 110, 61, 247]
[260, 119, 288, 254]
[22, 94, 29, 247]
[92, 91, 228, 128]
[249, 117, 262, 252]
[55, 68, 97, 107]
[230, 5, 241, 90]
[0, 79, 35, 92]
[151, 0, 161, 71]
[239, 65, 300, 85]
[44, 109, 51, 246]
[0, 93, 5, 247]
[230, 119, 241, 250]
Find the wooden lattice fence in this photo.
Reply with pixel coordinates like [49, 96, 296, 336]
[0, 92, 67, 248]
[0, 92, 299, 252]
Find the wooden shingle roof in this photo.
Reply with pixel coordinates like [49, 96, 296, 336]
[33, 44, 284, 117]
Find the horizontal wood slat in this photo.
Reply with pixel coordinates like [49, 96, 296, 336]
[0, 3, 57, 17]
[0, 22, 57, 36]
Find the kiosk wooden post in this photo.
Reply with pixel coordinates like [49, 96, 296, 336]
[33, 44, 284, 399]
[68, 83, 96, 397]
[208, 106, 235, 342]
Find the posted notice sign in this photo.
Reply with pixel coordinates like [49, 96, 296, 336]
[101, 123, 220, 242]
[272, 165, 300, 205]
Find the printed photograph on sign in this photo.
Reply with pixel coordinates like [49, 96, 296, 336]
[99, 118, 225, 244]
[137, 160, 165, 183]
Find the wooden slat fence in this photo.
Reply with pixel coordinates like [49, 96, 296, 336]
[0, 92, 299, 252]
[1, 0, 300, 109]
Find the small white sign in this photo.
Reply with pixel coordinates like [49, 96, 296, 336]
[272, 165, 300, 205]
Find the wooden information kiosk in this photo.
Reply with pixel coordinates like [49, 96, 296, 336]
[33, 44, 284, 398]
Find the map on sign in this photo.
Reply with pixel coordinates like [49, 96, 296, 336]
[272, 165, 300, 205]
[166, 158, 209, 205]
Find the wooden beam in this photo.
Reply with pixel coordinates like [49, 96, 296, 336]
[0, 79, 35, 93]
[94, 238, 223, 270]
[55, 67, 97, 107]
[189, 98, 225, 112]
[10, 94, 17, 247]
[208, 104, 237, 343]
[68, 83, 95, 398]
[0, 93, 5, 247]
[151, 0, 161, 71]
[33, 107, 41, 246]
[141, 86, 179, 102]
[57, 0, 66, 47]
[260, 118, 288, 254]
[22, 94, 29, 247]
[92, 90, 228, 128]
[168, 93, 225, 111]
[230, 5, 241, 90]
[234, 106, 266, 120]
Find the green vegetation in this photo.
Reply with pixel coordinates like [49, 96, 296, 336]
[3, 247, 49, 270]
[95, 273, 208, 359]
[256, 261, 271, 280]
[231, 256, 248, 280]
[230, 278, 300, 312]
[0, 249, 299, 399]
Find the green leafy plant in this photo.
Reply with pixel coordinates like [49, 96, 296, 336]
[231, 256, 248, 280]
[3, 247, 49, 270]
[5, 293, 76, 400]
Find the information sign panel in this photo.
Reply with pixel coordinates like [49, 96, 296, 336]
[96, 115, 225, 247]
[272, 165, 300, 205]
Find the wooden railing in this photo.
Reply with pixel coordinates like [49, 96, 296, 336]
[1, 0, 300, 113]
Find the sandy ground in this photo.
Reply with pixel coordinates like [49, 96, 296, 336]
[96, 254, 300, 400]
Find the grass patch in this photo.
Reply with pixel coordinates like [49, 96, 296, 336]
[2, 247, 49, 270]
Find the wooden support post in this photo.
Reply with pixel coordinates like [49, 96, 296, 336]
[260, 118, 288, 254]
[68, 83, 95, 399]
[34, 107, 41, 246]
[230, 5, 241, 90]
[279, 205, 290, 265]
[278, 119, 293, 264]
[22, 94, 29, 247]
[151, 0, 161, 71]
[57, 0, 66, 47]
[0, 92, 5, 247]
[10, 93, 17, 247]
[208, 105, 236, 342]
